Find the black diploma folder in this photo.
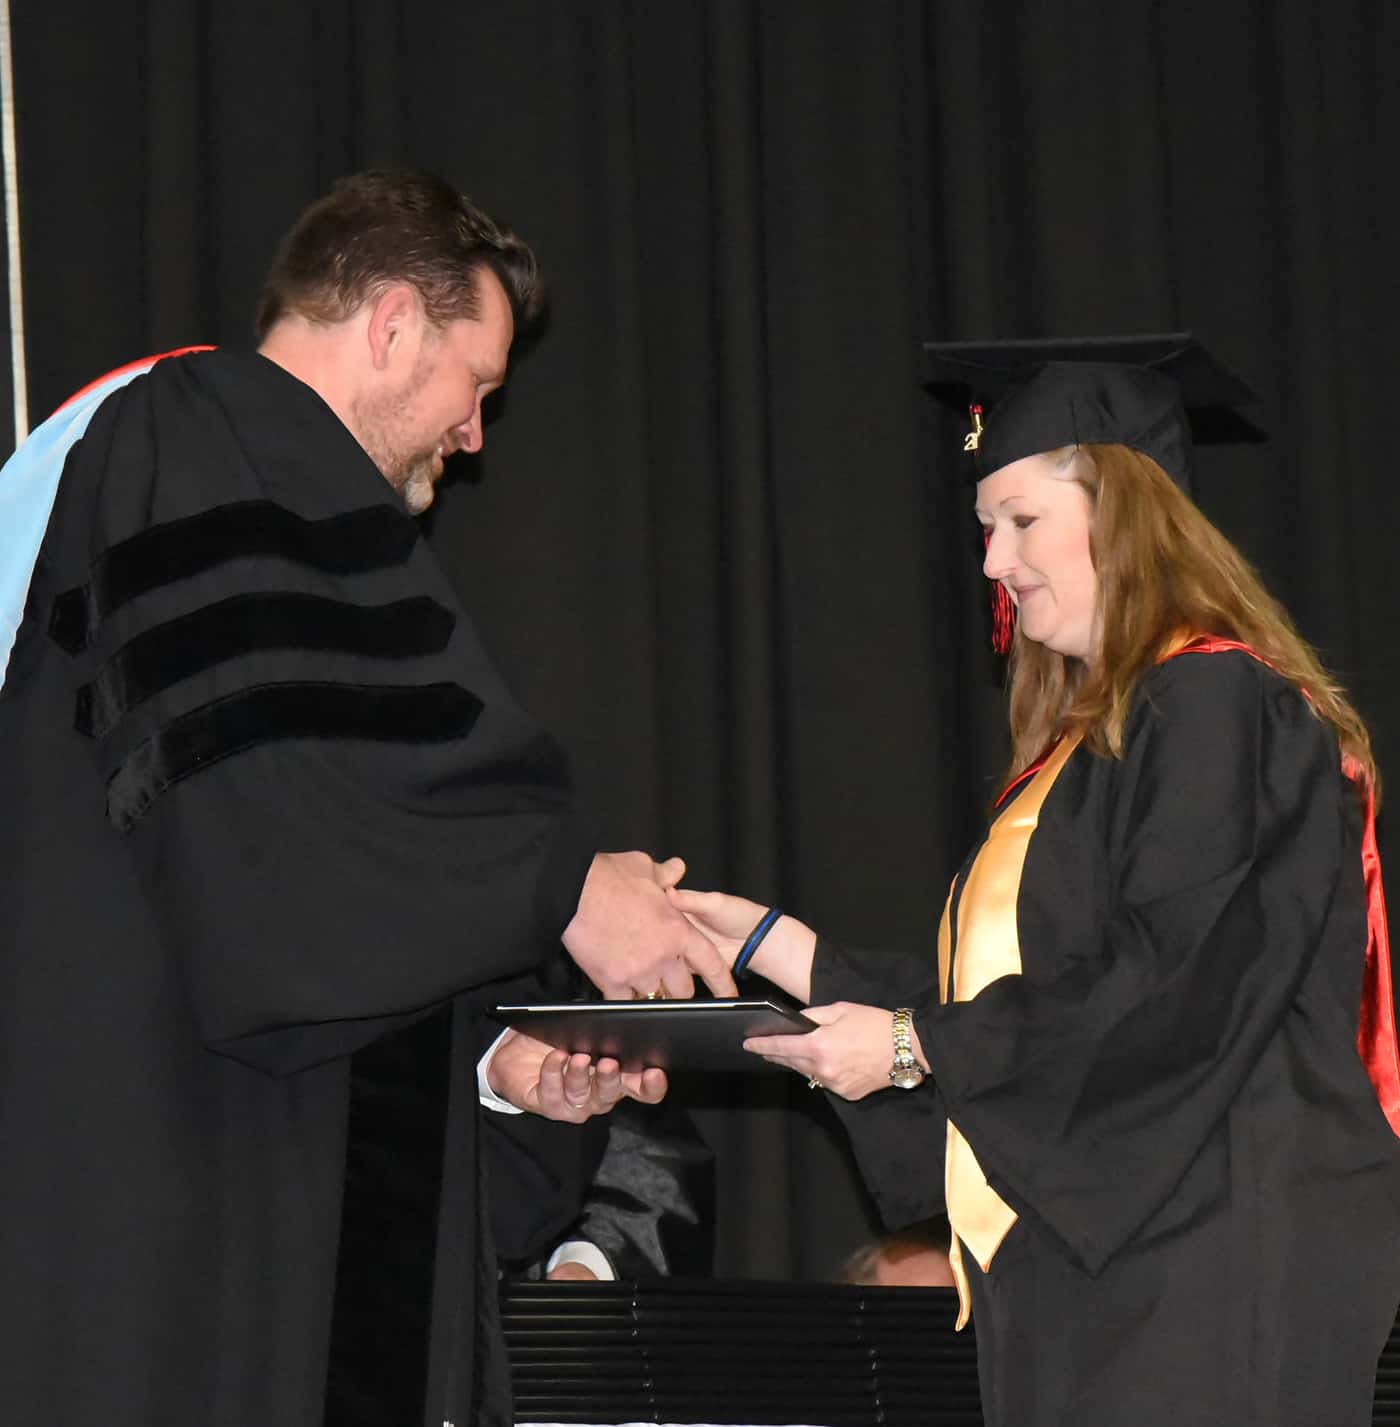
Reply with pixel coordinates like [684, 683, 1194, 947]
[489, 999, 817, 1072]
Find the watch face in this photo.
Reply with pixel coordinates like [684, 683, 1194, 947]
[889, 1064, 925, 1090]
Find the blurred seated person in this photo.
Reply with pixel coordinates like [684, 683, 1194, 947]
[486, 1088, 715, 1281]
[842, 1215, 954, 1288]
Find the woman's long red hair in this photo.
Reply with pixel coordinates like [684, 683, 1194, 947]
[1002, 443, 1379, 801]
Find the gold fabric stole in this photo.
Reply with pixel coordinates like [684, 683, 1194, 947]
[939, 735, 1081, 1328]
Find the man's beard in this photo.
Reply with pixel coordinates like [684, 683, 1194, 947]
[352, 356, 440, 515]
[376, 440, 438, 515]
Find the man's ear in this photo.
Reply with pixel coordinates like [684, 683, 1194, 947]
[365, 283, 421, 371]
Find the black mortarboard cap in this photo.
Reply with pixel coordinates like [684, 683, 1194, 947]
[922, 332, 1261, 492]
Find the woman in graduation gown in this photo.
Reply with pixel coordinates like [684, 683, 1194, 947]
[674, 340, 1400, 1427]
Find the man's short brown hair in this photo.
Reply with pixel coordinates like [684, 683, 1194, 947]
[254, 170, 543, 340]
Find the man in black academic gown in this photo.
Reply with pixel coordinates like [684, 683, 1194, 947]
[0, 171, 731, 1427]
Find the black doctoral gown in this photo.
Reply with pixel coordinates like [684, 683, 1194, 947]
[816, 651, 1400, 1426]
[0, 349, 597, 1426]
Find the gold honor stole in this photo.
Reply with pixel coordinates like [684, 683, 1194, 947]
[939, 734, 1081, 1328]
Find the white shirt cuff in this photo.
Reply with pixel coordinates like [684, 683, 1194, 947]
[545, 1240, 616, 1281]
[478, 1027, 524, 1114]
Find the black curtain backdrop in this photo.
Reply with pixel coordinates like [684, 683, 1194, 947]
[12, 0, 1399, 1281]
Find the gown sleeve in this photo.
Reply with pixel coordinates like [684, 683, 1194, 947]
[484, 1101, 609, 1269]
[809, 939, 947, 1229]
[115, 607, 597, 1074]
[119, 660, 597, 1074]
[50, 376, 598, 1075]
[922, 651, 1351, 1274]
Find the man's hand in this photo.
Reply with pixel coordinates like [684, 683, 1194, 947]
[487, 1027, 668, 1121]
[563, 851, 737, 1000]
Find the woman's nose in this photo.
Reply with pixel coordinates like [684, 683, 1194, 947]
[982, 526, 1012, 580]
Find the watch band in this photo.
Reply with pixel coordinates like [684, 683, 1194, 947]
[889, 1007, 926, 1089]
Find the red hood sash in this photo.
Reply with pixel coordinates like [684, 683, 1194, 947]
[54, 345, 216, 414]
[1166, 636, 1400, 1137]
[995, 753, 1050, 809]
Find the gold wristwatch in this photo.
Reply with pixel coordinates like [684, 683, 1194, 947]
[889, 1008, 926, 1089]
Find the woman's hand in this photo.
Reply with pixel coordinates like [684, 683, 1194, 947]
[665, 887, 768, 962]
[668, 888, 817, 1003]
[743, 1002, 908, 1100]
[487, 1028, 667, 1121]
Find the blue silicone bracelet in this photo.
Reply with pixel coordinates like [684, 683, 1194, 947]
[734, 906, 783, 976]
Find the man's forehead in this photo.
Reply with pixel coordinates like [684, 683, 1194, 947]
[437, 297, 513, 375]
[470, 265, 513, 319]
[462, 270, 514, 348]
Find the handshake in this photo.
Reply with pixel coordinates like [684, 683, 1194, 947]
[485, 849, 737, 1122]
[487, 851, 887, 1127]
[562, 850, 737, 1003]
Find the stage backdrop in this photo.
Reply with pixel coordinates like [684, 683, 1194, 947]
[11, 0, 1398, 1280]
